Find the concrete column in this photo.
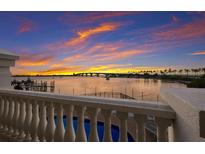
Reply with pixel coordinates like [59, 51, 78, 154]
[0, 49, 19, 89]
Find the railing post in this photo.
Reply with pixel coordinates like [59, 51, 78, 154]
[38, 101, 47, 142]
[64, 104, 75, 142]
[24, 99, 32, 141]
[87, 107, 100, 142]
[45, 102, 55, 142]
[75, 106, 87, 142]
[101, 109, 113, 142]
[30, 100, 40, 141]
[155, 117, 172, 142]
[117, 112, 128, 142]
[54, 104, 65, 142]
[134, 114, 147, 142]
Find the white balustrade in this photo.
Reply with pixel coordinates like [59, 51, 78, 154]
[0, 89, 175, 142]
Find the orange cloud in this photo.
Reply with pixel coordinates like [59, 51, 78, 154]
[64, 23, 119, 46]
[63, 54, 88, 62]
[93, 49, 144, 61]
[18, 19, 33, 34]
[17, 56, 53, 67]
[191, 51, 205, 55]
[18, 66, 83, 76]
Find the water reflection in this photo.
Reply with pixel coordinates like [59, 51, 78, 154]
[14, 77, 186, 102]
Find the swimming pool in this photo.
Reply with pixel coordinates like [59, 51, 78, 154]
[56, 116, 135, 142]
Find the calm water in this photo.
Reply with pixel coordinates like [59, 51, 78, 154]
[14, 77, 186, 102]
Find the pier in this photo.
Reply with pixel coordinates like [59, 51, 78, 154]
[11, 79, 55, 93]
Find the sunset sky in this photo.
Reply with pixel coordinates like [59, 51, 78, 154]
[0, 11, 205, 75]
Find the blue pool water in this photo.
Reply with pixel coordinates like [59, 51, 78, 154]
[56, 116, 134, 142]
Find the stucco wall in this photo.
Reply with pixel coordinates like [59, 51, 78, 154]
[161, 88, 205, 142]
[0, 66, 12, 89]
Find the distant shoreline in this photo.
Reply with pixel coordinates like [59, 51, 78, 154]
[12, 74, 194, 85]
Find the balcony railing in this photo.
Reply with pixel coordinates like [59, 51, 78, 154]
[0, 89, 175, 142]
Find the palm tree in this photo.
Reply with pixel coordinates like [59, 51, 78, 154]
[184, 69, 190, 77]
[168, 68, 172, 75]
[202, 68, 205, 75]
[171, 69, 177, 75]
[191, 68, 199, 77]
[178, 69, 183, 75]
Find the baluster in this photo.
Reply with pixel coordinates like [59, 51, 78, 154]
[87, 107, 100, 142]
[30, 100, 39, 141]
[75, 106, 87, 142]
[2, 97, 10, 132]
[0, 96, 5, 129]
[156, 117, 172, 142]
[11, 99, 20, 138]
[101, 109, 113, 142]
[38, 101, 47, 142]
[24, 99, 32, 141]
[117, 112, 128, 142]
[54, 104, 65, 142]
[17, 99, 26, 141]
[134, 114, 147, 142]
[45, 102, 55, 142]
[64, 104, 75, 142]
[7, 97, 14, 135]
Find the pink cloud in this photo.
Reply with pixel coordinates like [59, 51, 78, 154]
[17, 18, 34, 34]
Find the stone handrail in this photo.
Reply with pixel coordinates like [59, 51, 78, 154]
[0, 89, 175, 142]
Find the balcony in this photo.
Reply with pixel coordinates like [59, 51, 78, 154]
[0, 89, 175, 142]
